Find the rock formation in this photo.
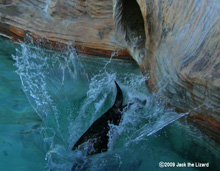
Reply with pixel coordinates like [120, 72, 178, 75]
[0, 0, 130, 59]
[0, 0, 219, 137]
[113, 0, 220, 136]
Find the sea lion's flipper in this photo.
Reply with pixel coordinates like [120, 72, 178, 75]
[113, 81, 123, 108]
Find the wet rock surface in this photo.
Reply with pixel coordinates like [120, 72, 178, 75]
[113, 0, 220, 130]
[0, 0, 131, 58]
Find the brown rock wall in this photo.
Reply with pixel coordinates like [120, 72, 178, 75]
[0, 0, 131, 59]
[113, 0, 220, 133]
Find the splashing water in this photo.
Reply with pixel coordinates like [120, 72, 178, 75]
[8, 41, 220, 170]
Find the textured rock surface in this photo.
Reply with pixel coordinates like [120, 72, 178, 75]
[0, 0, 131, 59]
[113, 0, 220, 127]
[0, 0, 219, 132]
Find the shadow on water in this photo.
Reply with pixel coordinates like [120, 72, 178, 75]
[0, 37, 219, 170]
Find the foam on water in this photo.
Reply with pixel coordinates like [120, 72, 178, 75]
[9, 41, 220, 170]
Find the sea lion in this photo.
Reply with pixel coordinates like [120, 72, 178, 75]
[72, 81, 124, 155]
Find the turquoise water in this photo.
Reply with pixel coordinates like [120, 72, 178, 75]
[0, 38, 46, 170]
[0, 37, 219, 171]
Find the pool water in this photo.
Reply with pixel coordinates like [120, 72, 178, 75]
[0, 38, 46, 170]
[0, 37, 219, 171]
